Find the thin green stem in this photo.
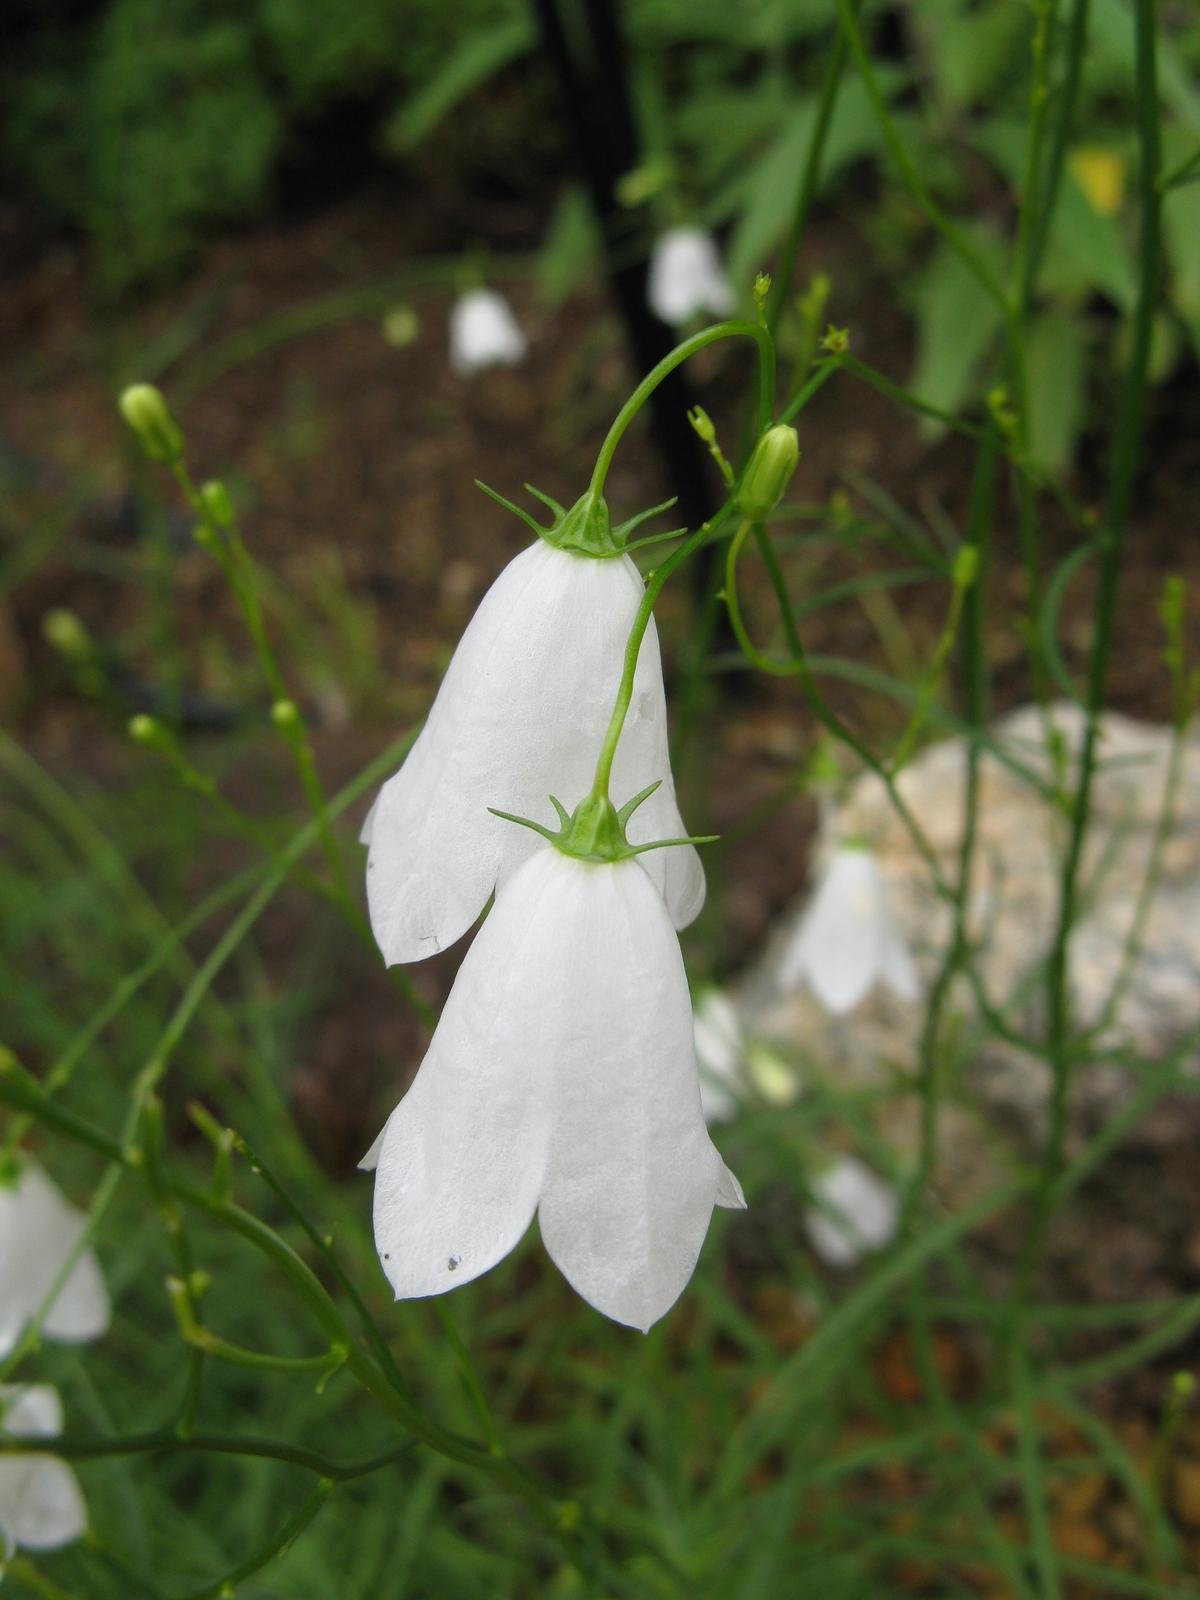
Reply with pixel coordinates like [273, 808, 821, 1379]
[833, 0, 1009, 312]
[1016, 0, 1162, 1315]
[588, 321, 775, 502]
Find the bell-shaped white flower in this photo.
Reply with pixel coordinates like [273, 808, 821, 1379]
[0, 1385, 87, 1555]
[449, 288, 527, 375]
[693, 988, 746, 1125]
[365, 843, 744, 1332]
[0, 1162, 110, 1360]
[779, 844, 918, 1014]
[804, 1155, 899, 1269]
[647, 227, 735, 326]
[363, 539, 704, 964]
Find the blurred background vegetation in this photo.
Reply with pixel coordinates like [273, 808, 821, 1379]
[3, 1, 1200, 1597]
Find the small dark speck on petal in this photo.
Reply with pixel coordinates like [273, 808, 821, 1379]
[447, 1255, 461, 1272]
[383, 1253, 390, 1259]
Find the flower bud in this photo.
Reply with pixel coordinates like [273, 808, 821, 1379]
[738, 424, 800, 522]
[199, 480, 234, 527]
[118, 384, 183, 463]
[127, 713, 162, 746]
[271, 698, 302, 735]
[42, 609, 90, 660]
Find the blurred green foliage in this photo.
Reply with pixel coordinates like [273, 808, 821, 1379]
[7, 0, 1195, 471]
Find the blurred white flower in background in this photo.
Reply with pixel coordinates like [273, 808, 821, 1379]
[804, 1155, 899, 1269]
[364, 846, 744, 1332]
[362, 540, 704, 963]
[693, 988, 746, 1124]
[780, 843, 919, 1014]
[0, 1161, 110, 1359]
[0, 1385, 87, 1555]
[647, 227, 735, 326]
[448, 288, 527, 375]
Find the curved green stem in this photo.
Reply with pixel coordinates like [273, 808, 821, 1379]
[588, 321, 775, 502]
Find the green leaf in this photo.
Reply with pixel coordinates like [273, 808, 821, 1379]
[1025, 312, 1090, 474]
[1163, 132, 1200, 357]
[535, 186, 600, 308]
[723, 78, 882, 292]
[1039, 170, 1138, 313]
[908, 235, 1006, 425]
[380, 15, 535, 154]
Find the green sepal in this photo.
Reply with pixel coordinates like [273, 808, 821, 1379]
[490, 785, 719, 865]
[475, 481, 685, 560]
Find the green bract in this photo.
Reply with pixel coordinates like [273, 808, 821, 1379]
[490, 781, 714, 866]
[475, 481, 682, 559]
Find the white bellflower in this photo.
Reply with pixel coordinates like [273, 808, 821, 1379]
[647, 227, 735, 326]
[449, 289, 527, 375]
[804, 1155, 899, 1269]
[0, 1386, 87, 1555]
[780, 844, 918, 1014]
[363, 539, 704, 964]
[365, 844, 744, 1332]
[0, 1162, 110, 1360]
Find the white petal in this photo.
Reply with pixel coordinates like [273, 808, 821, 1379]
[1, 1385, 63, 1440]
[613, 607, 706, 930]
[779, 848, 888, 1014]
[0, 1457, 86, 1553]
[715, 1162, 747, 1210]
[647, 228, 735, 325]
[0, 1385, 85, 1555]
[449, 289, 527, 375]
[535, 856, 730, 1331]
[804, 1156, 898, 1269]
[371, 851, 566, 1298]
[358, 1128, 384, 1172]
[365, 543, 703, 965]
[0, 1166, 109, 1357]
[358, 796, 378, 848]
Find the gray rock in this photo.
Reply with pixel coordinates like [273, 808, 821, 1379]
[737, 703, 1200, 1193]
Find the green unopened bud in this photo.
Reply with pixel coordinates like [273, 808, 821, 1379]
[42, 608, 90, 660]
[687, 406, 717, 447]
[200, 480, 235, 527]
[128, 713, 163, 747]
[271, 698, 302, 735]
[819, 324, 850, 356]
[952, 546, 980, 589]
[753, 272, 772, 318]
[738, 424, 800, 522]
[118, 384, 184, 463]
[382, 305, 419, 348]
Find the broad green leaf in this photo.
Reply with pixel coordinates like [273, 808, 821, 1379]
[908, 234, 1006, 424]
[535, 186, 600, 308]
[723, 78, 883, 291]
[1025, 312, 1090, 474]
[1039, 170, 1137, 313]
[380, 15, 535, 153]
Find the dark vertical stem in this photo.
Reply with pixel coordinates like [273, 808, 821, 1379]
[531, 0, 717, 536]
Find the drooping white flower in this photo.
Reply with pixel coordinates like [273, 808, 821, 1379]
[693, 988, 746, 1125]
[804, 1155, 898, 1269]
[0, 1162, 110, 1360]
[647, 227, 735, 326]
[448, 289, 527, 375]
[0, 1386, 87, 1555]
[779, 844, 919, 1014]
[364, 845, 744, 1332]
[363, 539, 704, 964]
